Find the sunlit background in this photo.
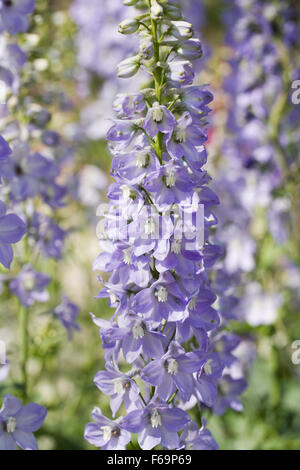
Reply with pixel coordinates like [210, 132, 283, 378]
[0, 0, 299, 450]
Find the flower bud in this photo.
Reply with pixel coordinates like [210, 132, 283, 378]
[170, 20, 193, 39]
[117, 55, 141, 78]
[163, 3, 183, 20]
[177, 38, 203, 60]
[118, 18, 140, 35]
[150, 0, 164, 19]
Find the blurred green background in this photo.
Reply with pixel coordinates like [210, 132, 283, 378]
[0, 0, 299, 450]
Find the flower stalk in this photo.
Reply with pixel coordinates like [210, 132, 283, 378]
[85, 0, 246, 451]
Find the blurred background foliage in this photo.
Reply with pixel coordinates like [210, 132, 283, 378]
[0, 0, 299, 450]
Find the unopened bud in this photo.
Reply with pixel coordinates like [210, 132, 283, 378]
[117, 55, 141, 78]
[177, 39, 203, 60]
[151, 0, 164, 19]
[118, 18, 140, 35]
[163, 3, 183, 20]
[170, 20, 193, 39]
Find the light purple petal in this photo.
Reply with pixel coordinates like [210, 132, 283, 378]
[0, 394, 22, 419]
[84, 423, 106, 448]
[12, 430, 38, 450]
[122, 409, 147, 433]
[16, 403, 47, 432]
[138, 424, 161, 450]
[160, 407, 190, 432]
[0, 243, 13, 269]
[141, 359, 165, 386]
[0, 432, 18, 450]
[0, 214, 26, 244]
[160, 427, 179, 449]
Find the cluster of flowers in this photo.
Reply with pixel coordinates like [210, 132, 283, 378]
[212, 0, 300, 327]
[0, 0, 79, 450]
[70, 0, 205, 140]
[84, 0, 246, 451]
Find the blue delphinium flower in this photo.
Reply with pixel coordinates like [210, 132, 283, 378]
[84, 407, 131, 451]
[94, 363, 140, 417]
[53, 297, 80, 340]
[0, 0, 35, 35]
[0, 141, 59, 202]
[0, 200, 26, 268]
[10, 264, 50, 307]
[144, 102, 176, 138]
[85, 0, 246, 450]
[179, 420, 218, 450]
[140, 342, 206, 402]
[29, 212, 67, 260]
[0, 394, 46, 450]
[122, 401, 190, 450]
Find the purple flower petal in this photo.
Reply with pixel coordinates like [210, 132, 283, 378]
[16, 403, 47, 432]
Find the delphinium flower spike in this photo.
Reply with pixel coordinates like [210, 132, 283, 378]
[85, 0, 246, 451]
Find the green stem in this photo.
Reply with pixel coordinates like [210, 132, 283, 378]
[160, 319, 167, 333]
[20, 305, 29, 401]
[140, 353, 147, 365]
[139, 392, 147, 406]
[134, 3, 168, 411]
[147, 0, 164, 163]
[168, 390, 178, 405]
[19, 209, 30, 401]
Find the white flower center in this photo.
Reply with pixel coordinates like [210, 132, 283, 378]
[123, 248, 133, 265]
[23, 273, 35, 291]
[220, 381, 230, 395]
[204, 359, 213, 375]
[167, 358, 178, 375]
[155, 286, 168, 302]
[189, 296, 196, 311]
[132, 323, 145, 339]
[135, 150, 148, 168]
[165, 168, 176, 187]
[151, 102, 164, 122]
[171, 239, 181, 254]
[6, 417, 17, 433]
[175, 126, 186, 143]
[144, 218, 156, 235]
[108, 290, 118, 304]
[150, 409, 162, 428]
[121, 184, 132, 199]
[113, 378, 125, 395]
[101, 425, 112, 442]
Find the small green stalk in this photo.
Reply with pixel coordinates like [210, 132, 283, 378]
[20, 305, 29, 401]
[19, 210, 30, 401]
[147, 0, 164, 163]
